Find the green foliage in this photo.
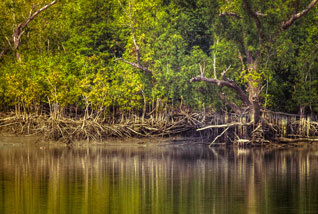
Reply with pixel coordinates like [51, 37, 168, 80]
[0, 0, 318, 116]
[264, 8, 318, 113]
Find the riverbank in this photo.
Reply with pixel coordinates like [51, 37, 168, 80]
[0, 111, 200, 144]
[0, 110, 318, 146]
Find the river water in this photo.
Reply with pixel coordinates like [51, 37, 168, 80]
[0, 137, 318, 214]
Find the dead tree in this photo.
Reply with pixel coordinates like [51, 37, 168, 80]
[0, 0, 57, 61]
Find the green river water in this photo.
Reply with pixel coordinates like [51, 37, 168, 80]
[0, 137, 318, 214]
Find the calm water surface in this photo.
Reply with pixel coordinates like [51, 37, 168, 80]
[0, 137, 318, 214]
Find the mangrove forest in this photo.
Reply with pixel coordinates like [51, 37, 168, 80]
[1, 0, 318, 145]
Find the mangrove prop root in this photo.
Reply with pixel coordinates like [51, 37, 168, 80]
[0, 112, 195, 143]
[0, 110, 317, 145]
[209, 126, 230, 147]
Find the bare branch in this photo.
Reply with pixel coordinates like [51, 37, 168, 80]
[210, 126, 230, 145]
[1, 0, 57, 60]
[204, 47, 241, 114]
[128, 1, 141, 63]
[221, 65, 231, 79]
[115, 58, 153, 75]
[255, 12, 266, 17]
[198, 62, 206, 76]
[190, 75, 251, 106]
[281, 0, 318, 30]
[212, 38, 219, 79]
[213, 53, 217, 79]
[219, 11, 265, 18]
[20, 0, 57, 30]
[197, 121, 253, 131]
[117, 0, 153, 75]
[118, 0, 141, 64]
[219, 12, 241, 19]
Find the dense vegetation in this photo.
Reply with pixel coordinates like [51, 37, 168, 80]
[0, 0, 318, 142]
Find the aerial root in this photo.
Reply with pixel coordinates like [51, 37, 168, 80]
[1, 110, 317, 145]
[0, 112, 196, 143]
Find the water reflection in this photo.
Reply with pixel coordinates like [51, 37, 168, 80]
[0, 139, 318, 214]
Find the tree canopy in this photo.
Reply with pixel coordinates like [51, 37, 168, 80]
[0, 0, 318, 117]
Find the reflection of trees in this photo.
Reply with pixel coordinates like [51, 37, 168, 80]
[0, 144, 318, 213]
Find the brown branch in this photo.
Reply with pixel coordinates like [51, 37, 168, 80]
[21, 1, 57, 29]
[13, 0, 57, 50]
[1, 0, 57, 60]
[115, 58, 153, 75]
[190, 75, 251, 106]
[281, 0, 318, 30]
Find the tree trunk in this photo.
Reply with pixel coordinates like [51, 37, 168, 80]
[246, 53, 262, 125]
[245, 57, 265, 143]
